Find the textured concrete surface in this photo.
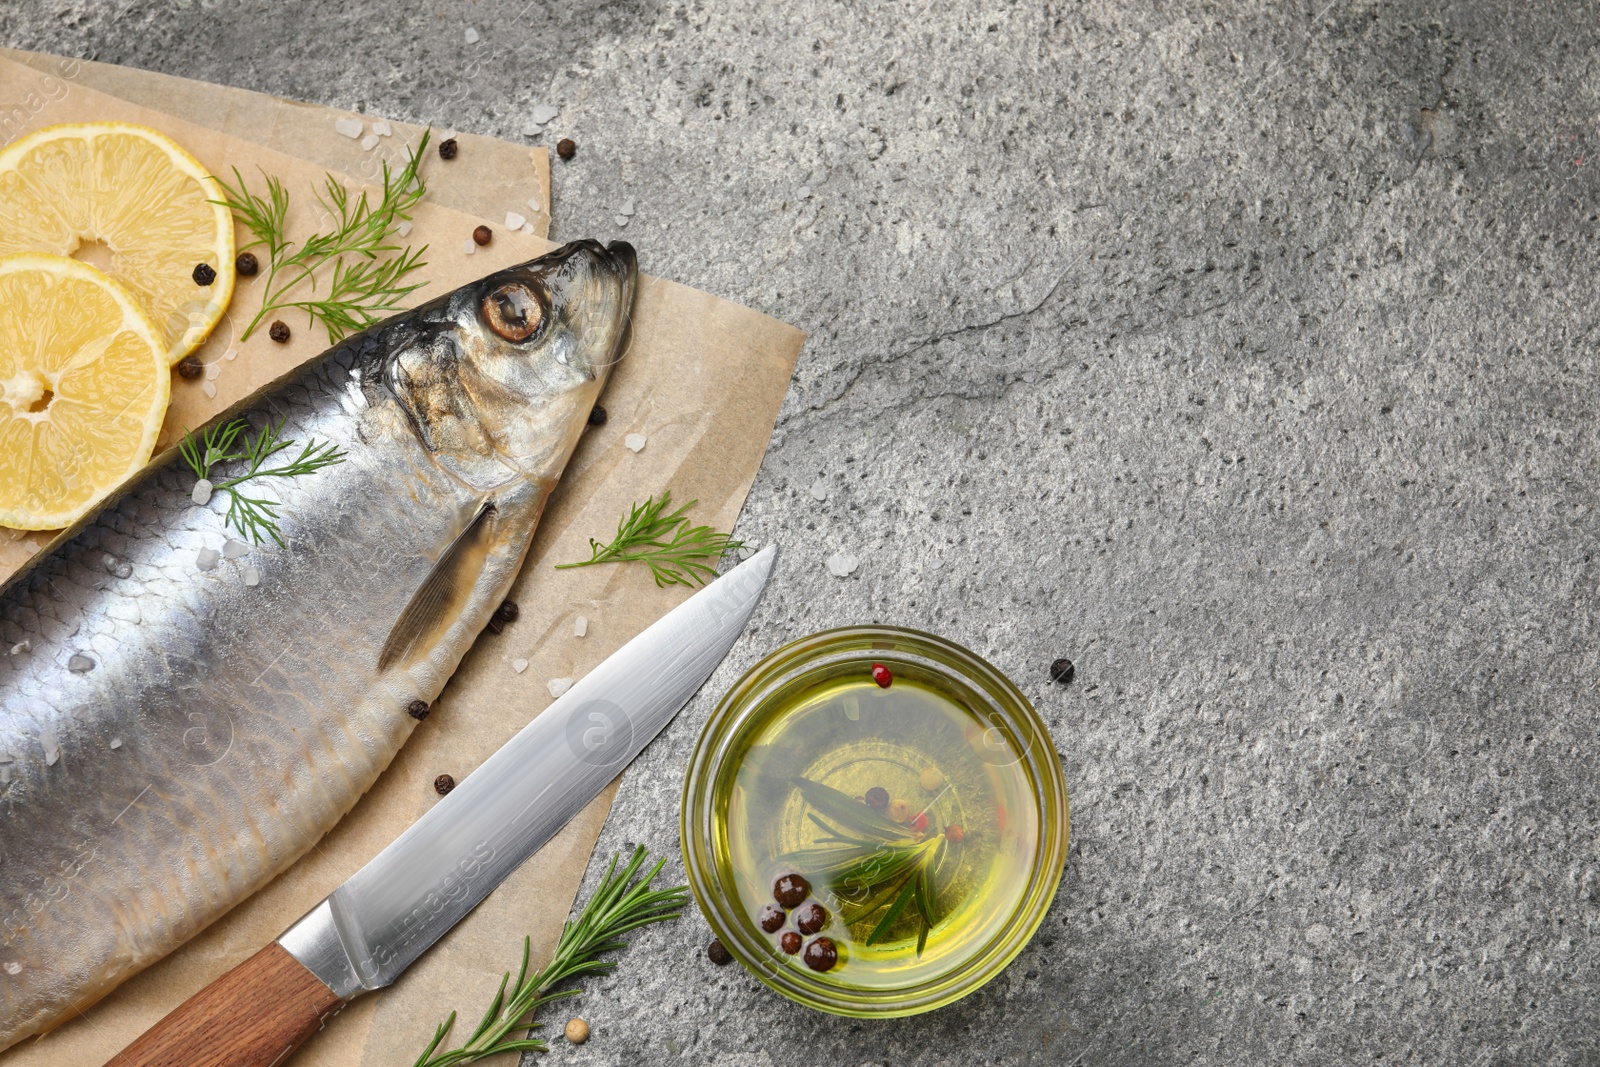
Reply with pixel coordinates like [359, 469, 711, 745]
[5, 2, 1598, 1065]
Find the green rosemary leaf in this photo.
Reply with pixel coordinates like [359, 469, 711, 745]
[792, 777, 907, 841]
[411, 846, 686, 1067]
[554, 490, 743, 587]
[867, 877, 919, 945]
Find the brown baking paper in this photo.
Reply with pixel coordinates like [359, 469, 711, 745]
[0, 48, 551, 239]
[0, 54, 802, 1067]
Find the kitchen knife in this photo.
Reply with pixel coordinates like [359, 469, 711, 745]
[104, 545, 778, 1067]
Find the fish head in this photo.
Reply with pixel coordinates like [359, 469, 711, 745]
[382, 239, 638, 488]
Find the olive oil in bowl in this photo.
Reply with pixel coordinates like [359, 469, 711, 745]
[682, 627, 1069, 1017]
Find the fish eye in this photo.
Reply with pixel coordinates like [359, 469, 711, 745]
[481, 282, 545, 342]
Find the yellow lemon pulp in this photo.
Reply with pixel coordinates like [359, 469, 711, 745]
[0, 122, 235, 365]
[0, 254, 170, 530]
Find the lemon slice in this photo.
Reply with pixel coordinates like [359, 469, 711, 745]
[0, 254, 170, 530]
[0, 122, 234, 365]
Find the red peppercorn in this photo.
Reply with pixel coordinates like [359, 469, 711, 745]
[871, 663, 892, 688]
[779, 931, 802, 954]
[794, 901, 827, 935]
[757, 904, 785, 933]
[802, 937, 838, 972]
[945, 823, 966, 844]
[910, 812, 929, 834]
[773, 873, 810, 908]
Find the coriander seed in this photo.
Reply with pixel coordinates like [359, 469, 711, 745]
[564, 1018, 589, 1044]
[919, 766, 944, 792]
[888, 798, 911, 823]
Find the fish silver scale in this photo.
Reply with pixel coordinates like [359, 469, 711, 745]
[0, 239, 637, 1048]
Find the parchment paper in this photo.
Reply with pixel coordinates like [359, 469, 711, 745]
[0, 48, 552, 239]
[0, 54, 802, 1067]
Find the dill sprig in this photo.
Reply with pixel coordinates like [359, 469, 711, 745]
[213, 131, 431, 343]
[410, 846, 687, 1067]
[556, 490, 744, 588]
[180, 418, 347, 547]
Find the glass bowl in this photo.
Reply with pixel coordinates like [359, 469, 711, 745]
[680, 626, 1069, 1017]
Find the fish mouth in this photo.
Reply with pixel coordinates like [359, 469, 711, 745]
[595, 240, 637, 369]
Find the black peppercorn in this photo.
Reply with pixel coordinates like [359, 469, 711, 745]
[177, 356, 203, 380]
[802, 937, 837, 972]
[864, 786, 890, 811]
[434, 773, 455, 795]
[192, 262, 216, 286]
[485, 599, 520, 635]
[794, 901, 826, 935]
[473, 224, 492, 246]
[706, 939, 732, 966]
[1050, 658, 1075, 685]
[556, 138, 576, 160]
[439, 137, 459, 160]
[235, 251, 259, 276]
[757, 903, 785, 933]
[407, 699, 430, 721]
[268, 320, 290, 344]
[779, 931, 802, 954]
[772, 873, 810, 909]
[588, 405, 607, 426]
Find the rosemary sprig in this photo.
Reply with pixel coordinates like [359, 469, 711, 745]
[180, 418, 346, 546]
[555, 490, 744, 588]
[411, 846, 687, 1067]
[782, 777, 955, 955]
[213, 131, 431, 343]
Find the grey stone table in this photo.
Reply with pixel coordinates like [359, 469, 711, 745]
[5, 2, 1596, 1064]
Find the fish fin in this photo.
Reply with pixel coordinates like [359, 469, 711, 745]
[378, 501, 496, 671]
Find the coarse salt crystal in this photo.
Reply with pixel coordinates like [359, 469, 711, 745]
[530, 104, 560, 125]
[196, 547, 220, 571]
[191, 479, 213, 506]
[205, 362, 221, 381]
[624, 433, 646, 453]
[613, 215, 630, 228]
[40, 730, 59, 765]
[527, 197, 542, 213]
[522, 222, 538, 235]
[396, 220, 414, 238]
[462, 239, 477, 256]
[809, 479, 828, 501]
[2, 963, 17, 976]
[8, 641, 28, 656]
[361, 133, 381, 151]
[574, 615, 588, 638]
[619, 200, 635, 216]
[0, 766, 8, 786]
[373, 120, 393, 137]
[547, 677, 572, 698]
[109, 738, 122, 750]
[464, 26, 480, 43]
[224, 348, 237, 361]
[826, 552, 859, 578]
[223, 539, 251, 559]
[334, 117, 363, 139]
[67, 654, 94, 673]
[505, 211, 527, 230]
[521, 122, 545, 138]
[512, 658, 529, 674]
[202, 381, 217, 399]
[242, 565, 261, 587]
[798, 186, 812, 200]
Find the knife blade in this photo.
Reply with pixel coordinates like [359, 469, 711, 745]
[105, 545, 777, 1067]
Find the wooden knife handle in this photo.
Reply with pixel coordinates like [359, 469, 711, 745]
[105, 943, 343, 1067]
